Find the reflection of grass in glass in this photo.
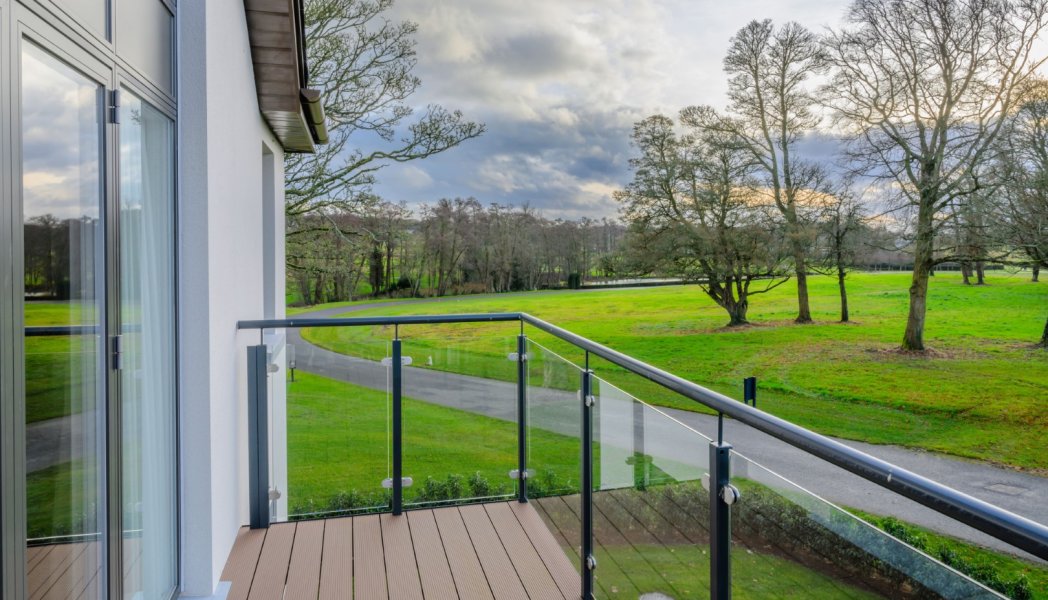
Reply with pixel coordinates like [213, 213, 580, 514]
[25, 336, 95, 423]
[287, 372, 581, 516]
[27, 460, 99, 540]
[24, 300, 87, 326]
[24, 301, 98, 424]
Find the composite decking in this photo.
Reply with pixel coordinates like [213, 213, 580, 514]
[220, 501, 580, 600]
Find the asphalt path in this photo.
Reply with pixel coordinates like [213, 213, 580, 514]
[285, 294, 1048, 562]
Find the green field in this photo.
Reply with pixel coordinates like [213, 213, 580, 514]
[287, 372, 1043, 598]
[298, 271, 1048, 471]
[287, 372, 899, 599]
[287, 371, 583, 514]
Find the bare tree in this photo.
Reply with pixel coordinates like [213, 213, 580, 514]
[824, 0, 1048, 350]
[721, 19, 826, 323]
[998, 81, 1048, 346]
[286, 0, 484, 221]
[816, 179, 866, 322]
[617, 114, 790, 326]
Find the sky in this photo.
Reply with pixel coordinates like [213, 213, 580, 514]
[370, 0, 853, 219]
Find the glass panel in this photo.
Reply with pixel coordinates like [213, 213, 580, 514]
[525, 340, 584, 586]
[284, 329, 390, 518]
[589, 374, 711, 598]
[729, 448, 1004, 598]
[22, 41, 105, 598]
[61, 0, 106, 37]
[119, 91, 176, 599]
[401, 326, 518, 507]
[115, 0, 174, 94]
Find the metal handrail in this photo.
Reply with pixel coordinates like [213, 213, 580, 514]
[237, 313, 521, 330]
[237, 311, 1048, 560]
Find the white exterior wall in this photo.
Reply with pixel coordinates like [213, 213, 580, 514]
[177, 1, 287, 595]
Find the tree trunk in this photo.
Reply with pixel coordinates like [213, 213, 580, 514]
[903, 195, 935, 351]
[295, 274, 311, 307]
[725, 297, 749, 326]
[1033, 265, 1040, 282]
[794, 247, 813, 323]
[975, 262, 985, 285]
[961, 262, 971, 285]
[838, 266, 849, 323]
[1040, 315, 1048, 348]
[712, 278, 749, 326]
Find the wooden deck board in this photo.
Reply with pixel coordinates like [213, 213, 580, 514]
[354, 514, 389, 600]
[248, 522, 296, 600]
[219, 501, 578, 599]
[380, 513, 424, 599]
[432, 507, 495, 600]
[287, 519, 324, 600]
[458, 504, 529, 600]
[222, 527, 268, 600]
[407, 510, 459, 599]
[319, 517, 353, 600]
[484, 503, 563, 600]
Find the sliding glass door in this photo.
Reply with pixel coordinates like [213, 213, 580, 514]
[12, 9, 177, 598]
[21, 39, 107, 600]
[118, 90, 177, 600]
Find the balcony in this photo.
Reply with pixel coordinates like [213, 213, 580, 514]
[222, 502, 578, 599]
[231, 312, 1048, 599]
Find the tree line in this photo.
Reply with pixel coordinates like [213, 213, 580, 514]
[287, 199, 625, 304]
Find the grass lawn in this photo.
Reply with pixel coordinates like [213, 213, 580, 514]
[289, 372, 893, 598]
[597, 544, 881, 599]
[297, 271, 1048, 471]
[287, 371, 583, 513]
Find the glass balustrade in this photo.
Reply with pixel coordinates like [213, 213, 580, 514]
[237, 316, 1046, 600]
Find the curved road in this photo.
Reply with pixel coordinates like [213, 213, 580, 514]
[286, 294, 1048, 561]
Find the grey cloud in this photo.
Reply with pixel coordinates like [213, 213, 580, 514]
[367, 0, 855, 218]
[486, 31, 591, 78]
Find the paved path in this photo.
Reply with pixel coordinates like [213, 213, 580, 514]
[26, 412, 93, 473]
[285, 297, 1048, 561]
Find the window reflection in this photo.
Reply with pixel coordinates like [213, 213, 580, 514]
[22, 42, 106, 599]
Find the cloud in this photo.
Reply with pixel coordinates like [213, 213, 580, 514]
[397, 165, 435, 189]
[369, 0, 856, 218]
